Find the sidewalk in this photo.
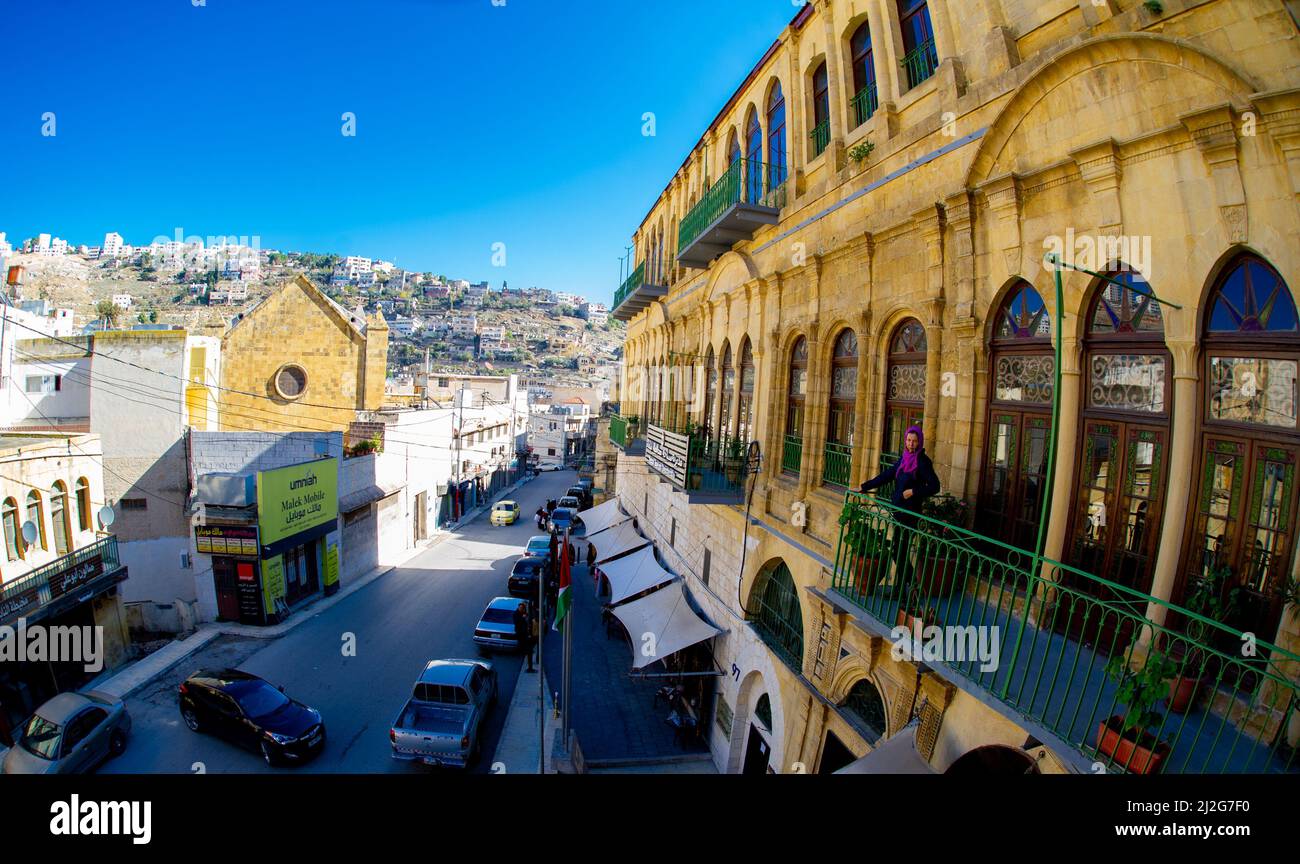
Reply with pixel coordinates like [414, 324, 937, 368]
[492, 663, 560, 774]
[93, 471, 540, 700]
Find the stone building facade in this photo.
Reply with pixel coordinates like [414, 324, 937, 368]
[612, 0, 1300, 774]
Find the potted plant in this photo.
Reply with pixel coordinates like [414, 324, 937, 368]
[895, 587, 938, 640]
[839, 503, 887, 597]
[1097, 650, 1177, 774]
[1164, 561, 1239, 714]
[914, 494, 969, 598]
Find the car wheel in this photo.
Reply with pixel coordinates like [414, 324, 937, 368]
[108, 729, 127, 758]
[261, 741, 277, 767]
[181, 706, 202, 733]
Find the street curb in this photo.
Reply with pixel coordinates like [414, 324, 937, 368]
[493, 661, 558, 774]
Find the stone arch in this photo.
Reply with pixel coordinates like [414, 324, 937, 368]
[966, 33, 1261, 189]
[982, 274, 1057, 349]
[728, 668, 784, 774]
[705, 251, 760, 304]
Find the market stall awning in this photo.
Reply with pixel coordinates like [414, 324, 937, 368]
[611, 580, 722, 670]
[833, 723, 935, 774]
[591, 520, 650, 564]
[576, 498, 626, 536]
[599, 544, 676, 605]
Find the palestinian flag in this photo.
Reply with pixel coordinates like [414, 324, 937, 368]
[553, 534, 572, 633]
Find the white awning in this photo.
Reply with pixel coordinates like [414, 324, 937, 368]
[576, 498, 626, 536]
[591, 520, 650, 564]
[611, 581, 722, 670]
[598, 544, 676, 605]
[833, 723, 935, 774]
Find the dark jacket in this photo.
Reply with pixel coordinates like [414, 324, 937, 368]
[860, 449, 940, 513]
[512, 606, 531, 645]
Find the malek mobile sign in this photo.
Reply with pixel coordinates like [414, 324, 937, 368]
[256, 457, 339, 547]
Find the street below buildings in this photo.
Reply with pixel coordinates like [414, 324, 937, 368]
[102, 470, 578, 774]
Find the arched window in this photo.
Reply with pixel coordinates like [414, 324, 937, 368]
[745, 109, 764, 203]
[720, 343, 735, 440]
[737, 338, 756, 444]
[850, 21, 878, 126]
[2, 498, 21, 561]
[824, 329, 859, 487]
[783, 337, 808, 475]
[748, 561, 804, 670]
[979, 282, 1054, 549]
[843, 678, 887, 740]
[898, 0, 938, 89]
[26, 490, 46, 552]
[766, 82, 787, 197]
[1066, 268, 1171, 652]
[810, 61, 830, 158]
[75, 477, 91, 531]
[702, 345, 718, 439]
[727, 130, 741, 167]
[882, 319, 927, 476]
[50, 481, 70, 557]
[1185, 254, 1300, 643]
[754, 693, 773, 729]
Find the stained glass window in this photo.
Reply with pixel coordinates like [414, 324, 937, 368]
[1089, 270, 1164, 335]
[994, 282, 1050, 342]
[1208, 258, 1298, 334]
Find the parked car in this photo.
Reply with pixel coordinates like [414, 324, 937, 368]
[474, 596, 533, 652]
[557, 495, 582, 512]
[2, 690, 130, 774]
[565, 485, 590, 509]
[525, 535, 553, 564]
[508, 555, 547, 598]
[549, 506, 579, 534]
[389, 659, 496, 768]
[490, 500, 520, 526]
[178, 669, 325, 766]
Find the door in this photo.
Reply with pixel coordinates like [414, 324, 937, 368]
[213, 557, 242, 622]
[1062, 420, 1169, 652]
[415, 492, 428, 542]
[742, 724, 771, 775]
[978, 411, 1050, 550]
[59, 708, 106, 773]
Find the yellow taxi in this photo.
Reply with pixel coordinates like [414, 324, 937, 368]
[490, 500, 520, 526]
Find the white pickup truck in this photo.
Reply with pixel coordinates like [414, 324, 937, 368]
[389, 659, 497, 769]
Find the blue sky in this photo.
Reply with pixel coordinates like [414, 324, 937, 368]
[0, 0, 803, 304]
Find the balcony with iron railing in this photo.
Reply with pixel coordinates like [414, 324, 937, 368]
[822, 441, 852, 487]
[611, 260, 668, 322]
[0, 535, 126, 626]
[829, 492, 1300, 774]
[901, 38, 939, 90]
[851, 82, 878, 128]
[608, 413, 644, 456]
[676, 157, 785, 270]
[782, 434, 802, 476]
[809, 120, 830, 158]
[644, 422, 750, 505]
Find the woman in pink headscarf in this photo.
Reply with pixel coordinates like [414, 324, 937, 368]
[859, 426, 940, 598]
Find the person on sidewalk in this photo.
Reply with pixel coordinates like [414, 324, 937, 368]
[858, 425, 940, 600]
[535, 506, 547, 530]
[514, 601, 536, 673]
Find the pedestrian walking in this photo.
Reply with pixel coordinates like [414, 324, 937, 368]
[858, 425, 940, 600]
[514, 601, 536, 672]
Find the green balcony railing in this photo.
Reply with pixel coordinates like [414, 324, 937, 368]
[609, 413, 640, 450]
[851, 82, 879, 128]
[678, 157, 786, 256]
[612, 260, 646, 313]
[901, 38, 939, 89]
[822, 441, 852, 487]
[0, 535, 122, 625]
[782, 434, 803, 475]
[810, 120, 830, 158]
[831, 492, 1300, 774]
[686, 432, 749, 497]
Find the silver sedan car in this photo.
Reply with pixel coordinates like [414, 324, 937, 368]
[2, 690, 131, 774]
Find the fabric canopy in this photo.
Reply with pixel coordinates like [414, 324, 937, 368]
[591, 520, 650, 564]
[833, 722, 935, 774]
[576, 498, 626, 536]
[598, 544, 676, 605]
[611, 580, 723, 670]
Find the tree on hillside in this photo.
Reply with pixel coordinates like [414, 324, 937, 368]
[95, 300, 121, 330]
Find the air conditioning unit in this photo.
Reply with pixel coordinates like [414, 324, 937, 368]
[435, 484, 448, 496]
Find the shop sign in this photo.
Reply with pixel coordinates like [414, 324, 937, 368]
[0, 583, 42, 625]
[645, 425, 688, 487]
[715, 696, 733, 737]
[195, 525, 259, 557]
[324, 542, 340, 588]
[257, 458, 339, 548]
[49, 555, 105, 600]
[261, 556, 285, 616]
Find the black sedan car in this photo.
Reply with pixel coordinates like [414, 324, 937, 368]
[507, 555, 548, 599]
[178, 669, 325, 766]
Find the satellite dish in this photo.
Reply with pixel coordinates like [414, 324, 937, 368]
[20, 521, 38, 545]
[98, 506, 116, 528]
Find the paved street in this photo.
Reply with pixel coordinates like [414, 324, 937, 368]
[103, 470, 578, 774]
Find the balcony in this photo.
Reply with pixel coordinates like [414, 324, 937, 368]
[644, 422, 749, 505]
[901, 38, 939, 90]
[781, 434, 802, 475]
[810, 120, 830, 159]
[851, 82, 878, 128]
[0, 535, 126, 626]
[676, 158, 785, 270]
[830, 493, 1300, 774]
[822, 441, 852, 487]
[608, 413, 644, 456]
[610, 261, 668, 322]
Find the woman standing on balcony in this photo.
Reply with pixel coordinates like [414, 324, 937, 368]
[859, 426, 939, 599]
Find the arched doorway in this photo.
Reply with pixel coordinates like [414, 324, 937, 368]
[823, 328, 859, 487]
[882, 319, 927, 478]
[1182, 254, 1300, 646]
[783, 336, 808, 475]
[978, 282, 1054, 550]
[1063, 269, 1171, 653]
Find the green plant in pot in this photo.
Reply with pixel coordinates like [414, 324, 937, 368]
[915, 494, 969, 598]
[895, 585, 938, 639]
[1165, 561, 1240, 714]
[839, 502, 888, 599]
[1098, 649, 1177, 774]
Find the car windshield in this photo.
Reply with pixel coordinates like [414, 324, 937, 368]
[19, 714, 61, 759]
[495, 504, 512, 511]
[482, 608, 517, 624]
[235, 681, 291, 719]
[513, 561, 540, 576]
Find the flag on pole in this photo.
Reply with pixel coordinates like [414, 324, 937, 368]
[553, 531, 572, 632]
